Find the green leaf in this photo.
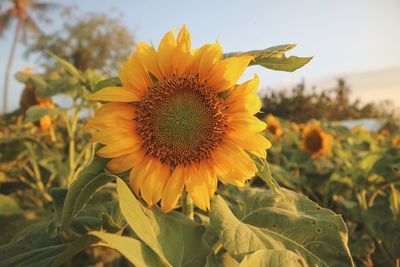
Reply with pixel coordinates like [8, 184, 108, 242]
[45, 51, 81, 79]
[50, 235, 99, 267]
[364, 203, 400, 259]
[223, 44, 312, 72]
[205, 253, 240, 267]
[117, 178, 212, 267]
[37, 79, 80, 98]
[211, 186, 354, 266]
[0, 194, 23, 216]
[389, 184, 400, 218]
[162, 211, 212, 267]
[239, 249, 303, 267]
[0, 221, 67, 267]
[256, 161, 282, 195]
[223, 44, 297, 59]
[93, 77, 122, 92]
[24, 105, 59, 123]
[251, 55, 312, 72]
[48, 188, 68, 237]
[90, 231, 164, 267]
[116, 178, 173, 266]
[59, 145, 109, 230]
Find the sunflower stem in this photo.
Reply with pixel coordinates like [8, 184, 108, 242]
[181, 191, 194, 220]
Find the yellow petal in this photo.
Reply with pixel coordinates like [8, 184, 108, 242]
[86, 117, 136, 131]
[185, 164, 212, 211]
[228, 132, 271, 155]
[208, 56, 253, 92]
[95, 102, 136, 120]
[96, 140, 141, 158]
[119, 53, 152, 97]
[140, 159, 170, 206]
[213, 142, 257, 185]
[173, 25, 191, 74]
[106, 152, 137, 173]
[161, 165, 186, 212]
[128, 150, 149, 195]
[198, 44, 223, 81]
[228, 113, 267, 133]
[87, 86, 140, 102]
[91, 129, 138, 145]
[136, 41, 163, 80]
[157, 30, 176, 78]
[225, 75, 261, 115]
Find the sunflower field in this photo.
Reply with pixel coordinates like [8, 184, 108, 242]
[0, 25, 399, 267]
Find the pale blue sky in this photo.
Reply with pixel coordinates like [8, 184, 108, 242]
[1, 0, 399, 111]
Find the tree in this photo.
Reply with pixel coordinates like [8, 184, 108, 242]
[0, 0, 61, 114]
[28, 14, 136, 75]
[261, 79, 396, 122]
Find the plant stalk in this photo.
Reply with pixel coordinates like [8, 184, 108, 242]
[181, 191, 194, 220]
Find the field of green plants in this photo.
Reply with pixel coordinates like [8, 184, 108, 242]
[1, 2, 400, 267]
[0, 50, 399, 266]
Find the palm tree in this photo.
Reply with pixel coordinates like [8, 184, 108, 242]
[0, 0, 60, 114]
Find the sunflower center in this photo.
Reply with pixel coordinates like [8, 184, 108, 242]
[305, 130, 322, 152]
[136, 75, 227, 166]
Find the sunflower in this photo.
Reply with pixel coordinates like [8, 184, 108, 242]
[37, 99, 55, 132]
[391, 136, 400, 149]
[302, 122, 330, 158]
[86, 26, 271, 212]
[265, 114, 282, 138]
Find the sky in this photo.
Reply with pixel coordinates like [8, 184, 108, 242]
[1, 0, 400, 111]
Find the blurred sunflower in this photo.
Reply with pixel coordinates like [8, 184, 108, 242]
[302, 122, 330, 158]
[18, 67, 55, 132]
[36, 99, 55, 132]
[391, 136, 400, 149]
[87, 26, 271, 212]
[265, 114, 282, 138]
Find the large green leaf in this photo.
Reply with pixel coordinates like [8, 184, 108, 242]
[251, 55, 312, 72]
[90, 232, 164, 267]
[239, 249, 303, 267]
[363, 203, 400, 261]
[0, 221, 68, 267]
[211, 186, 354, 266]
[59, 145, 110, 230]
[49, 235, 99, 267]
[117, 178, 212, 267]
[24, 105, 60, 123]
[0, 198, 121, 267]
[223, 44, 312, 72]
[117, 178, 172, 266]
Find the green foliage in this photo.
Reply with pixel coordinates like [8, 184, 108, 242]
[224, 44, 312, 72]
[211, 186, 353, 266]
[240, 249, 303, 267]
[56, 145, 111, 231]
[24, 105, 60, 123]
[0, 194, 23, 215]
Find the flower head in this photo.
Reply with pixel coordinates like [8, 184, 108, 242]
[302, 122, 330, 158]
[265, 114, 282, 138]
[391, 135, 400, 149]
[37, 99, 55, 132]
[87, 26, 271, 212]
